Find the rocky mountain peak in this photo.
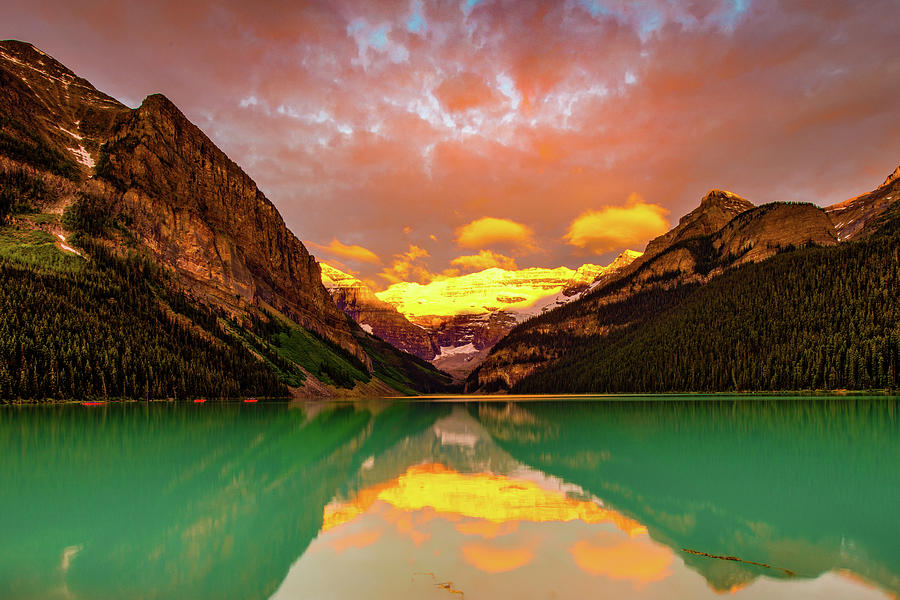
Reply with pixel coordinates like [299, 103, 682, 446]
[0, 40, 129, 178]
[138, 93, 183, 119]
[0, 40, 124, 112]
[883, 164, 900, 187]
[0, 40, 78, 81]
[320, 263, 363, 289]
[642, 190, 754, 261]
[699, 189, 754, 213]
[826, 162, 900, 241]
[607, 249, 643, 270]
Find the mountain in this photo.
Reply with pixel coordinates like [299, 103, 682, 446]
[0, 40, 451, 399]
[470, 174, 899, 392]
[318, 251, 641, 380]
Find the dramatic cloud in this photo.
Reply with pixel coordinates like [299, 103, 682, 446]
[434, 72, 498, 113]
[379, 244, 435, 284]
[564, 195, 670, 254]
[450, 250, 518, 272]
[307, 238, 382, 264]
[568, 535, 672, 585]
[455, 217, 537, 253]
[461, 542, 535, 574]
[4, 0, 898, 281]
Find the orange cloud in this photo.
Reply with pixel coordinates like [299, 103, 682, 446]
[564, 194, 670, 254]
[330, 528, 382, 554]
[569, 535, 673, 585]
[308, 238, 382, 265]
[461, 542, 535, 573]
[434, 72, 498, 113]
[378, 244, 436, 284]
[455, 217, 537, 253]
[455, 520, 519, 539]
[450, 250, 518, 272]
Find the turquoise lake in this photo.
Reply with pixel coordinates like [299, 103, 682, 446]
[1, 396, 898, 599]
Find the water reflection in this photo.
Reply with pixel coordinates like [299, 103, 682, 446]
[476, 399, 900, 596]
[0, 397, 896, 599]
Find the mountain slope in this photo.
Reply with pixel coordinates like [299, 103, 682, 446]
[0, 40, 451, 399]
[470, 173, 899, 392]
[826, 165, 900, 240]
[642, 189, 755, 261]
[321, 263, 438, 360]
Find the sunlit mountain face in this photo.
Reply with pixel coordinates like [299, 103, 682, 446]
[319, 251, 641, 376]
[323, 251, 641, 321]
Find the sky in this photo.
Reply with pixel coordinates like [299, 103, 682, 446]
[4, 0, 899, 288]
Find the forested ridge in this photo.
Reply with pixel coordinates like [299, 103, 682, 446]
[507, 212, 900, 393]
[0, 235, 290, 401]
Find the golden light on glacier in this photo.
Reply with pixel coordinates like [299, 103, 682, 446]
[320, 250, 642, 319]
[375, 252, 641, 319]
[375, 266, 580, 318]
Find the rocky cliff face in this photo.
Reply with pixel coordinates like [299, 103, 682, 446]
[321, 264, 438, 360]
[713, 202, 838, 263]
[606, 190, 756, 286]
[0, 40, 128, 176]
[0, 40, 366, 365]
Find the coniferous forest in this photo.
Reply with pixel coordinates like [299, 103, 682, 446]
[0, 239, 289, 401]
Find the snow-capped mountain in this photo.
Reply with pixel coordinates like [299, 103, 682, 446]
[318, 250, 642, 379]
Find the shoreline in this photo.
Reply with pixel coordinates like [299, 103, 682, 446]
[3, 389, 898, 406]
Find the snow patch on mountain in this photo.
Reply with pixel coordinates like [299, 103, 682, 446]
[66, 145, 94, 168]
[437, 343, 478, 357]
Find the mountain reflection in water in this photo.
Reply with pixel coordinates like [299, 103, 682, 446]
[0, 397, 897, 599]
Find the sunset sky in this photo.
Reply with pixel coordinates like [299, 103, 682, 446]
[4, 0, 898, 288]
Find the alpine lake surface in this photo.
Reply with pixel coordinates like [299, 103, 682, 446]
[1, 395, 898, 600]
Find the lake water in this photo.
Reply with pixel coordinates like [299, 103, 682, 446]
[1, 396, 898, 599]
